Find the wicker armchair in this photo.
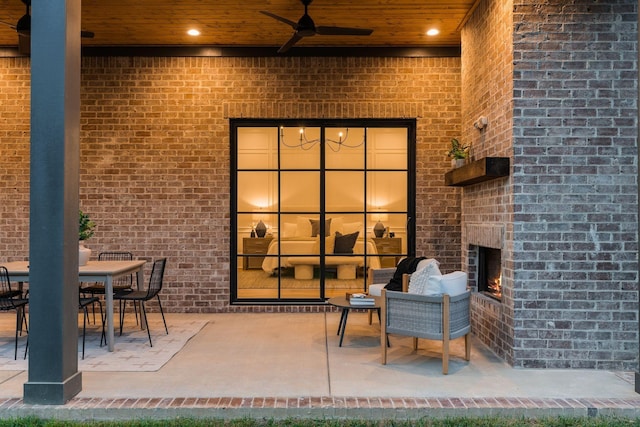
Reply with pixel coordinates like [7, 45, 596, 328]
[381, 284, 471, 374]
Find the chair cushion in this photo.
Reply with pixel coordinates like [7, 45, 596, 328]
[440, 271, 468, 296]
[369, 283, 385, 297]
[114, 290, 147, 300]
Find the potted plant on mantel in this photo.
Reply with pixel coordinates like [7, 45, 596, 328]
[78, 209, 96, 266]
[446, 138, 469, 168]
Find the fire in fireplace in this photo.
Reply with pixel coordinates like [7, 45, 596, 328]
[478, 247, 502, 301]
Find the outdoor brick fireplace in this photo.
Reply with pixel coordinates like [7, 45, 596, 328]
[465, 223, 512, 363]
[477, 247, 502, 301]
[459, 0, 637, 371]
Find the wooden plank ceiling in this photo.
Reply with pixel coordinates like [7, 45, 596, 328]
[0, 0, 480, 50]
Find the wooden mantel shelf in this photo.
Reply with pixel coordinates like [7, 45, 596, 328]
[444, 157, 510, 187]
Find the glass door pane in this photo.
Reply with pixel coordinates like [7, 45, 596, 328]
[325, 171, 364, 212]
[280, 127, 321, 169]
[366, 127, 408, 169]
[325, 127, 365, 169]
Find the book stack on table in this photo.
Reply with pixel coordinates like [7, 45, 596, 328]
[349, 293, 376, 306]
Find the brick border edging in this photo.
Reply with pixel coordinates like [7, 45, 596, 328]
[1, 397, 639, 420]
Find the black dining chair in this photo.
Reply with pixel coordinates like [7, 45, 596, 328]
[24, 293, 106, 361]
[114, 258, 168, 347]
[0, 266, 29, 360]
[81, 251, 138, 323]
[78, 295, 105, 359]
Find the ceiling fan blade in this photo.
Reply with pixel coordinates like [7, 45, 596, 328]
[316, 26, 373, 36]
[81, 30, 94, 38]
[260, 11, 297, 30]
[0, 20, 17, 30]
[277, 33, 303, 53]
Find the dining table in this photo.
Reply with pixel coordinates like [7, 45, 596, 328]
[2, 259, 146, 352]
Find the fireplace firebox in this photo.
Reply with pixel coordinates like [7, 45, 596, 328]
[478, 247, 501, 301]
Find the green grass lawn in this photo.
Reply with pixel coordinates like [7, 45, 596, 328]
[1, 417, 640, 427]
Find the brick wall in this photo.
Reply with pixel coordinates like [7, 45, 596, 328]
[463, 0, 638, 370]
[511, 0, 638, 370]
[0, 58, 31, 251]
[0, 55, 462, 313]
[461, 0, 516, 363]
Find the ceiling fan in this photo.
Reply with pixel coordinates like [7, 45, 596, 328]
[260, 0, 373, 53]
[0, 0, 95, 54]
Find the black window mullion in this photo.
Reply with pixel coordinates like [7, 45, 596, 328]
[319, 126, 326, 299]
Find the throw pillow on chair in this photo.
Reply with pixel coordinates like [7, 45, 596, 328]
[408, 260, 442, 295]
[440, 271, 468, 296]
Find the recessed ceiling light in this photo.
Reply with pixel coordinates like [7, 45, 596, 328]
[187, 29, 201, 36]
[426, 29, 439, 36]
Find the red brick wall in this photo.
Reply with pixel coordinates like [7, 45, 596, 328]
[461, 0, 515, 363]
[0, 58, 31, 249]
[0, 55, 462, 312]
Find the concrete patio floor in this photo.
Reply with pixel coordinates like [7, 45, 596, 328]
[1, 312, 640, 421]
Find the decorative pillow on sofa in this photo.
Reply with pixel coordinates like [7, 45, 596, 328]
[408, 260, 442, 296]
[312, 235, 335, 254]
[281, 223, 297, 238]
[330, 217, 344, 234]
[334, 231, 359, 254]
[440, 271, 468, 296]
[342, 221, 363, 236]
[295, 216, 312, 237]
[309, 218, 332, 237]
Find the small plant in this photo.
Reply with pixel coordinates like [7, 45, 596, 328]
[446, 138, 469, 160]
[79, 209, 96, 241]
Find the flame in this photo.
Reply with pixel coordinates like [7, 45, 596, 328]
[488, 273, 502, 299]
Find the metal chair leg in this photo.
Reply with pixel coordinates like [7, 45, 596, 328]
[141, 302, 152, 347]
[119, 300, 126, 336]
[13, 308, 20, 360]
[156, 295, 168, 334]
[98, 300, 106, 347]
[91, 294, 97, 325]
[82, 306, 89, 359]
[133, 300, 139, 326]
[22, 309, 29, 360]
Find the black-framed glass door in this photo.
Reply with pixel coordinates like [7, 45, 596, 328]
[231, 119, 416, 304]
